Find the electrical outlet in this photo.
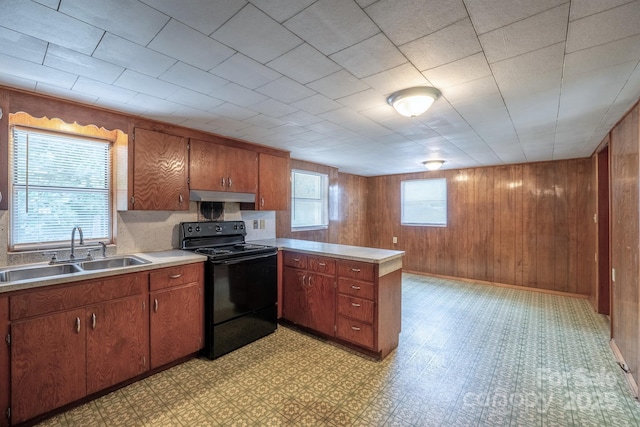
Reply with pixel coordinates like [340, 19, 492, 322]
[253, 220, 258, 229]
[259, 219, 265, 229]
[393, 236, 398, 244]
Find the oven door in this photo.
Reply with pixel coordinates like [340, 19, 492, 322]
[205, 251, 277, 359]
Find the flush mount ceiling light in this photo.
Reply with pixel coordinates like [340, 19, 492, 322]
[387, 86, 441, 117]
[423, 160, 444, 171]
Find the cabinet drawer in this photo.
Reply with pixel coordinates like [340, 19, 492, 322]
[337, 294, 374, 323]
[149, 263, 203, 291]
[337, 278, 374, 300]
[308, 256, 335, 275]
[337, 260, 375, 282]
[336, 316, 374, 349]
[283, 252, 307, 269]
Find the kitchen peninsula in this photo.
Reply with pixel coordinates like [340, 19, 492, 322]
[257, 238, 405, 360]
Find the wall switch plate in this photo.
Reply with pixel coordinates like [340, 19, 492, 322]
[259, 219, 265, 229]
[393, 236, 398, 244]
[253, 220, 258, 229]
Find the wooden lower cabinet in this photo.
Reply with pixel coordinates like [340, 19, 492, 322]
[149, 264, 204, 369]
[0, 297, 8, 427]
[282, 251, 402, 359]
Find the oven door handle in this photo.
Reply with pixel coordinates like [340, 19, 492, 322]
[212, 252, 277, 265]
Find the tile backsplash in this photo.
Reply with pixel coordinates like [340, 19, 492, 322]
[1, 202, 276, 267]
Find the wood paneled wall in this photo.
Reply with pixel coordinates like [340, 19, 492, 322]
[336, 173, 368, 246]
[366, 159, 596, 295]
[610, 103, 639, 387]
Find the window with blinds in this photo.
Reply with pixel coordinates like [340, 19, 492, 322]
[291, 169, 329, 230]
[10, 126, 112, 249]
[401, 178, 447, 226]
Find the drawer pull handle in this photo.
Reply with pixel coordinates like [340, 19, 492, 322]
[351, 303, 361, 307]
[169, 273, 182, 279]
[91, 313, 96, 330]
[351, 268, 361, 272]
[351, 285, 361, 290]
[351, 326, 361, 331]
[293, 258, 300, 262]
[318, 262, 326, 266]
[75, 317, 81, 334]
[154, 299, 158, 313]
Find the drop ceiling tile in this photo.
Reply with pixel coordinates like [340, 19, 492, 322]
[94, 33, 175, 78]
[249, 98, 298, 117]
[292, 94, 343, 115]
[213, 4, 302, 63]
[60, 0, 168, 45]
[126, 93, 181, 114]
[73, 76, 137, 103]
[209, 103, 258, 120]
[256, 76, 316, 103]
[249, 0, 316, 22]
[422, 53, 491, 89]
[282, 110, 324, 126]
[266, 43, 341, 84]
[569, 0, 630, 21]
[0, 27, 47, 63]
[336, 89, 388, 111]
[211, 54, 281, 89]
[365, 0, 467, 45]
[208, 116, 254, 131]
[149, 20, 235, 71]
[363, 63, 429, 95]
[1, 0, 103, 55]
[307, 120, 346, 134]
[296, 130, 328, 142]
[283, 0, 378, 55]
[0, 53, 77, 89]
[210, 82, 268, 107]
[245, 114, 286, 128]
[319, 107, 363, 125]
[442, 75, 501, 105]
[564, 35, 640, 78]
[400, 19, 482, 71]
[306, 70, 370, 99]
[34, 0, 60, 8]
[141, 0, 247, 35]
[35, 82, 99, 104]
[160, 62, 229, 93]
[237, 125, 276, 140]
[479, 4, 570, 64]
[114, 70, 181, 99]
[465, 0, 566, 34]
[0, 72, 37, 91]
[44, 44, 124, 84]
[170, 105, 217, 122]
[567, 1, 640, 53]
[329, 33, 407, 79]
[167, 87, 224, 111]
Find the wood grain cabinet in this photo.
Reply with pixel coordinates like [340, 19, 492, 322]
[257, 153, 289, 211]
[8, 272, 148, 424]
[0, 297, 9, 427]
[282, 251, 402, 359]
[131, 128, 189, 210]
[149, 263, 204, 369]
[190, 138, 258, 194]
[282, 252, 335, 336]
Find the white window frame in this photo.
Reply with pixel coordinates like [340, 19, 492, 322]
[291, 169, 329, 231]
[9, 124, 114, 251]
[401, 178, 447, 226]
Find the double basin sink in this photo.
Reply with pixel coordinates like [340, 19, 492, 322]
[0, 256, 150, 283]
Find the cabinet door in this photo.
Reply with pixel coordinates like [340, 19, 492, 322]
[133, 128, 189, 210]
[227, 146, 258, 193]
[11, 309, 86, 424]
[258, 153, 289, 210]
[189, 138, 220, 191]
[150, 282, 203, 369]
[282, 267, 308, 327]
[306, 273, 335, 336]
[86, 296, 148, 394]
[0, 298, 8, 427]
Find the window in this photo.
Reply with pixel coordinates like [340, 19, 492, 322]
[291, 169, 328, 230]
[401, 178, 447, 226]
[10, 126, 112, 250]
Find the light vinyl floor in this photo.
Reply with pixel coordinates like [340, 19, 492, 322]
[36, 273, 640, 426]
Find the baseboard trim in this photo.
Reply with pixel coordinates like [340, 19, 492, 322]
[403, 270, 590, 300]
[610, 338, 638, 397]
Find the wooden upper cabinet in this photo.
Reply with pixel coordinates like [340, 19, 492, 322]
[189, 138, 258, 193]
[258, 153, 290, 211]
[132, 128, 189, 210]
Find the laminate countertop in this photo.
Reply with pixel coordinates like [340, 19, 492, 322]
[0, 250, 207, 294]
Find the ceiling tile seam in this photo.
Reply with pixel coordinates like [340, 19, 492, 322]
[564, 32, 640, 57]
[467, 0, 571, 36]
[568, 0, 637, 22]
[551, 6, 572, 161]
[395, 16, 472, 53]
[280, 0, 319, 26]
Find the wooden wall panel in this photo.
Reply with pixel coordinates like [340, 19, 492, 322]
[366, 159, 595, 295]
[610, 104, 639, 383]
[336, 172, 368, 246]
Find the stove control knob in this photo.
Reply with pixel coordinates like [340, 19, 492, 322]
[195, 226, 201, 232]
[215, 225, 222, 232]
[187, 226, 193, 233]
[239, 224, 244, 230]
[233, 224, 239, 230]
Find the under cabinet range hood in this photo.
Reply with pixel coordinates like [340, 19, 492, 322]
[189, 190, 256, 203]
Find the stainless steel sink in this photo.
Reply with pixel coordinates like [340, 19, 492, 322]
[78, 256, 150, 271]
[0, 264, 82, 283]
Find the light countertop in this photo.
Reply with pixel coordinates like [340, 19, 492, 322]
[0, 250, 207, 294]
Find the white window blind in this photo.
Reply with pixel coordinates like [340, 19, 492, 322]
[10, 127, 112, 249]
[401, 178, 447, 226]
[291, 169, 328, 229]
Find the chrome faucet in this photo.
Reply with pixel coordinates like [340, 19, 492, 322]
[70, 226, 84, 259]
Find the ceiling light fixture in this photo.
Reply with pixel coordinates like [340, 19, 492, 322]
[387, 86, 441, 117]
[423, 160, 444, 171]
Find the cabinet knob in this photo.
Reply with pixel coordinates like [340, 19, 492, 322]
[130, 195, 135, 205]
[154, 298, 158, 312]
[178, 193, 184, 204]
[228, 176, 232, 187]
[75, 317, 81, 334]
[221, 177, 226, 187]
[91, 313, 96, 329]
